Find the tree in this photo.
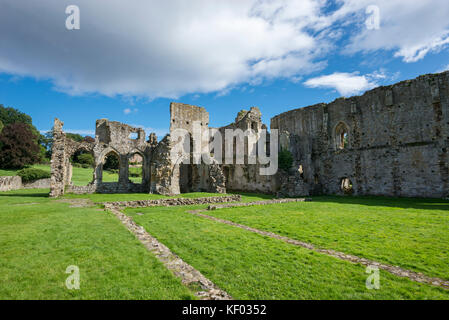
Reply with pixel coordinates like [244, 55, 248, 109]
[0, 123, 41, 169]
[0, 104, 45, 160]
[77, 153, 94, 167]
[278, 149, 293, 172]
[66, 133, 84, 142]
[83, 136, 95, 143]
[103, 153, 119, 171]
[0, 105, 33, 127]
[0, 120, 3, 134]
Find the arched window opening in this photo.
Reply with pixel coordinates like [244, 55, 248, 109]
[251, 122, 257, 131]
[128, 153, 143, 184]
[341, 178, 353, 195]
[298, 165, 304, 179]
[70, 149, 94, 186]
[102, 151, 120, 182]
[335, 123, 349, 150]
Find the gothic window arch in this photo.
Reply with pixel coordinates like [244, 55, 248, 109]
[335, 122, 349, 150]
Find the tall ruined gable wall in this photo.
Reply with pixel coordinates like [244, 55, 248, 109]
[271, 72, 449, 198]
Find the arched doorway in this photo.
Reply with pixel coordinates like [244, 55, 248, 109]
[128, 152, 144, 184]
[101, 151, 120, 183]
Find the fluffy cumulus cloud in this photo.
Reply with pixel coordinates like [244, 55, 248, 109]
[0, 0, 449, 99]
[304, 72, 376, 96]
[338, 0, 449, 62]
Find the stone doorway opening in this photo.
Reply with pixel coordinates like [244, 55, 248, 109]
[341, 178, 353, 195]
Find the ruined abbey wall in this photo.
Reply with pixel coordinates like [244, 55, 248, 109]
[216, 107, 277, 194]
[271, 72, 449, 198]
[50, 72, 449, 199]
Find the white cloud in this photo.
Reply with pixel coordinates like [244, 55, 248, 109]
[338, 0, 449, 63]
[1, 0, 449, 100]
[0, 0, 328, 99]
[304, 72, 377, 96]
[40, 129, 95, 136]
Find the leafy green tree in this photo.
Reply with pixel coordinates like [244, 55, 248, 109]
[66, 133, 84, 142]
[0, 123, 41, 169]
[0, 120, 3, 134]
[72, 152, 94, 167]
[104, 153, 120, 171]
[279, 149, 293, 172]
[0, 105, 33, 127]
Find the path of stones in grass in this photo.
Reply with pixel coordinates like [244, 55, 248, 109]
[188, 209, 449, 291]
[105, 205, 232, 300]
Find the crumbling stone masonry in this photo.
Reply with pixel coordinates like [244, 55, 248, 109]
[51, 71, 449, 198]
[272, 71, 449, 198]
[50, 104, 229, 197]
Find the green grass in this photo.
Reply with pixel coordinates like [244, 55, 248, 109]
[1, 186, 448, 300]
[0, 164, 51, 177]
[204, 196, 449, 281]
[1, 164, 141, 185]
[125, 204, 449, 300]
[0, 189, 195, 300]
[62, 191, 271, 203]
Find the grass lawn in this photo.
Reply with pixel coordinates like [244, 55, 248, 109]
[63, 191, 273, 203]
[0, 164, 51, 177]
[203, 196, 449, 281]
[0, 164, 141, 185]
[0, 189, 195, 299]
[1, 174, 448, 299]
[125, 203, 449, 300]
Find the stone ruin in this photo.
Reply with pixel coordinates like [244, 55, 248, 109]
[50, 71, 449, 198]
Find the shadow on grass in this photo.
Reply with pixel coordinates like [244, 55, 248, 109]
[228, 191, 275, 200]
[0, 191, 49, 198]
[312, 195, 449, 211]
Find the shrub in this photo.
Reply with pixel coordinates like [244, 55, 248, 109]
[104, 153, 119, 170]
[83, 136, 95, 143]
[129, 167, 142, 177]
[0, 123, 41, 169]
[17, 168, 51, 183]
[77, 153, 94, 167]
[278, 149, 293, 172]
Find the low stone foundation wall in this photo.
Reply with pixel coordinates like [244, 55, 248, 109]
[102, 195, 241, 208]
[208, 198, 311, 210]
[23, 178, 51, 189]
[66, 182, 147, 194]
[0, 176, 22, 192]
[0, 176, 50, 191]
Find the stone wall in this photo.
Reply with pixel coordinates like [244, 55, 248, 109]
[50, 103, 227, 197]
[0, 176, 50, 191]
[217, 107, 277, 193]
[271, 71, 449, 198]
[0, 176, 22, 192]
[23, 178, 51, 189]
[49, 71, 449, 199]
[101, 195, 241, 208]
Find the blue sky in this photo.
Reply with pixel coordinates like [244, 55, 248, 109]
[0, 0, 448, 137]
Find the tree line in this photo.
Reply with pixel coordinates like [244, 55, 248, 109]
[0, 104, 94, 170]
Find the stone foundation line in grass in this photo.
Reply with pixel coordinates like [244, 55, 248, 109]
[188, 210, 449, 291]
[207, 198, 312, 210]
[99, 195, 241, 209]
[105, 204, 232, 300]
